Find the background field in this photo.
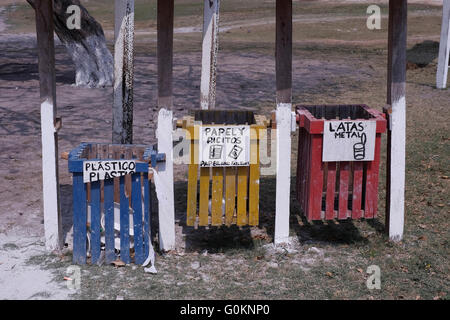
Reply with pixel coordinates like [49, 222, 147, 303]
[0, 0, 448, 300]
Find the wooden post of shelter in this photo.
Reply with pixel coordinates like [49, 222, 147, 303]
[156, 0, 176, 251]
[274, 0, 293, 245]
[113, 0, 135, 144]
[385, 0, 407, 241]
[437, 0, 450, 89]
[200, 0, 220, 110]
[34, 0, 63, 251]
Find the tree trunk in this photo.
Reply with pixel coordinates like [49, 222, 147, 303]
[28, 0, 113, 88]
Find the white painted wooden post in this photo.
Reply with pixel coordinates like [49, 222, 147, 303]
[275, 105, 292, 245]
[34, 0, 62, 251]
[437, 0, 450, 89]
[113, 0, 135, 144]
[200, 0, 220, 110]
[156, 0, 175, 252]
[274, 0, 292, 245]
[156, 109, 176, 251]
[386, 0, 407, 242]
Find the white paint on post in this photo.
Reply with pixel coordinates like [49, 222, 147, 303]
[41, 99, 62, 251]
[200, 0, 220, 110]
[113, 0, 134, 143]
[156, 109, 176, 251]
[274, 103, 292, 245]
[388, 96, 406, 241]
[437, 0, 450, 89]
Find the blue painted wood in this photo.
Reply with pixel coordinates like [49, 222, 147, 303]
[119, 177, 130, 264]
[132, 173, 144, 264]
[104, 178, 116, 263]
[143, 173, 150, 261]
[73, 173, 87, 264]
[90, 181, 101, 264]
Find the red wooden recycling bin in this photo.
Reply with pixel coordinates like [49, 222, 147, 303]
[296, 105, 386, 221]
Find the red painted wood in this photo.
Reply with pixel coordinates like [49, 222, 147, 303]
[303, 131, 311, 216]
[364, 133, 382, 218]
[325, 162, 337, 220]
[352, 162, 364, 219]
[296, 105, 386, 221]
[338, 162, 350, 220]
[308, 134, 323, 221]
[296, 128, 305, 207]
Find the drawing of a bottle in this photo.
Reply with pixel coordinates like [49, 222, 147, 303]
[353, 133, 367, 160]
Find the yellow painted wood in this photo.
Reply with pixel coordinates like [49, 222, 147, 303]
[211, 167, 224, 226]
[199, 167, 210, 226]
[237, 166, 248, 226]
[249, 127, 260, 226]
[186, 125, 198, 226]
[225, 167, 236, 226]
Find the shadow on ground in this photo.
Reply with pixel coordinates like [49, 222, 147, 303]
[168, 175, 382, 253]
[406, 40, 440, 68]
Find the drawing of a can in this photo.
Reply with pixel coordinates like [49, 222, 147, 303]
[353, 133, 367, 160]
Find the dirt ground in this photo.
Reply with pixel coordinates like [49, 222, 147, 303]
[0, 1, 448, 300]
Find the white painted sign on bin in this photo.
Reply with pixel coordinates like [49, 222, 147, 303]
[323, 120, 376, 162]
[83, 160, 136, 183]
[199, 125, 250, 167]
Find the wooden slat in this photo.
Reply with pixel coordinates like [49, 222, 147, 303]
[104, 178, 116, 263]
[112, 146, 121, 203]
[72, 173, 87, 264]
[248, 127, 260, 226]
[90, 181, 101, 264]
[198, 167, 210, 226]
[325, 162, 337, 220]
[302, 128, 311, 216]
[338, 162, 350, 220]
[307, 134, 323, 221]
[132, 173, 144, 264]
[365, 133, 382, 219]
[125, 148, 133, 207]
[211, 167, 224, 226]
[225, 167, 236, 225]
[296, 128, 305, 208]
[186, 126, 198, 226]
[237, 166, 248, 226]
[119, 176, 130, 263]
[352, 162, 364, 219]
[143, 173, 150, 261]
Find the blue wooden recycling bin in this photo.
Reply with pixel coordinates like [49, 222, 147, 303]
[68, 143, 164, 265]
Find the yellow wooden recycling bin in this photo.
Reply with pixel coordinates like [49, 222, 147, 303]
[178, 110, 269, 227]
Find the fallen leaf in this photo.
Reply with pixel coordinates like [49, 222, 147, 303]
[326, 272, 333, 278]
[418, 235, 427, 241]
[111, 260, 126, 267]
